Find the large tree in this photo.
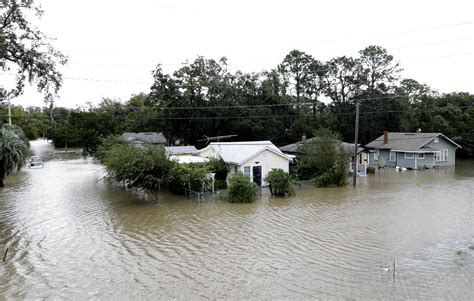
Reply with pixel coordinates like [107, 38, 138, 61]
[0, 0, 67, 102]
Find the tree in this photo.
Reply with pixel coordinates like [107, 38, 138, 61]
[1, 0, 67, 101]
[297, 129, 347, 187]
[0, 125, 28, 187]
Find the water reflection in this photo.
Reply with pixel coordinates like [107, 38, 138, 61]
[0, 140, 473, 299]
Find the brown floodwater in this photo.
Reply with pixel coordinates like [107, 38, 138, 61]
[0, 140, 473, 299]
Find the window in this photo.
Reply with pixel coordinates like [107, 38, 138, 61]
[434, 137, 439, 143]
[389, 151, 396, 162]
[234, 166, 238, 173]
[417, 153, 425, 159]
[405, 152, 414, 159]
[243, 166, 251, 178]
[374, 150, 379, 160]
[442, 149, 448, 161]
[435, 150, 448, 162]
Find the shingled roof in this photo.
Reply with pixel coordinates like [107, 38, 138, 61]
[366, 132, 461, 151]
[122, 132, 167, 144]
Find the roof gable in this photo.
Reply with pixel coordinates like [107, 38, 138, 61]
[196, 141, 290, 164]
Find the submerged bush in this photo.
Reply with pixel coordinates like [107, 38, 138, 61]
[264, 168, 294, 197]
[366, 166, 376, 174]
[167, 163, 211, 194]
[227, 172, 257, 203]
[103, 144, 172, 190]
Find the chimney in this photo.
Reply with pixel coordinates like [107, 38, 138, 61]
[301, 135, 307, 143]
[383, 131, 388, 144]
[416, 128, 422, 133]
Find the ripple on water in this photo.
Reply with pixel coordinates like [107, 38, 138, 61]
[1, 140, 473, 299]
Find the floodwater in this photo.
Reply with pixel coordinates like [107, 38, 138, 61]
[0, 140, 473, 299]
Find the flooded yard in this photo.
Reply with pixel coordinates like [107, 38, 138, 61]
[0, 140, 473, 299]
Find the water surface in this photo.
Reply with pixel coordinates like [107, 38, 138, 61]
[0, 140, 473, 299]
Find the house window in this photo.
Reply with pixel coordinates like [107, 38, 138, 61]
[374, 150, 379, 160]
[435, 150, 448, 162]
[417, 153, 425, 159]
[434, 138, 439, 143]
[243, 166, 251, 178]
[389, 151, 396, 162]
[442, 149, 448, 161]
[405, 152, 414, 159]
[234, 166, 238, 173]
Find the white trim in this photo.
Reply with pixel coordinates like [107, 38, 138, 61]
[389, 151, 396, 162]
[243, 166, 251, 178]
[391, 149, 435, 153]
[405, 152, 415, 159]
[418, 134, 462, 149]
[237, 146, 291, 165]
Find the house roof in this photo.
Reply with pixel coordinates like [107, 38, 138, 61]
[165, 146, 197, 155]
[366, 132, 461, 151]
[195, 141, 290, 165]
[170, 155, 209, 164]
[122, 132, 167, 144]
[279, 138, 363, 154]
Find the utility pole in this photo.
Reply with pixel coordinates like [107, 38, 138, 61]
[352, 101, 360, 187]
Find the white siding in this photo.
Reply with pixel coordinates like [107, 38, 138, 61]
[239, 149, 289, 186]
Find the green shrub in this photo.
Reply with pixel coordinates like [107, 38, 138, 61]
[264, 168, 294, 197]
[214, 179, 227, 190]
[298, 128, 348, 187]
[103, 144, 172, 191]
[227, 172, 257, 203]
[166, 163, 211, 194]
[366, 166, 375, 174]
[207, 158, 229, 182]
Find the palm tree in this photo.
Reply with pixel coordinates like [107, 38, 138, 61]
[0, 126, 29, 187]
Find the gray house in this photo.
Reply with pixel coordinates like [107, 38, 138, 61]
[122, 132, 167, 145]
[366, 131, 461, 169]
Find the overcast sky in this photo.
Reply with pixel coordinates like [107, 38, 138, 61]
[3, 0, 473, 107]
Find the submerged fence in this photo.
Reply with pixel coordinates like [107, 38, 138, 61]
[183, 187, 215, 202]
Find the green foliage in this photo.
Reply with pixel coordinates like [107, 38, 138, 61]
[103, 144, 172, 191]
[298, 128, 348, 187]
[264, 168, 294, 197]
[0, 125, 29, 187]
[167, 163, 210, 194]
[214, 179, 227, 190]
[227, 172, 257, 203]
[95, 135, 127, 161]
[0, 0, 67, 99]
[206, 157, 229, 182]
[366, 166, 376, 174]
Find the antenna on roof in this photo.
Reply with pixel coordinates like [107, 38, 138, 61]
[197, 134, 238, 143]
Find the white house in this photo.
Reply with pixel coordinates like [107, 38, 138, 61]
[194, 141, 291, 186]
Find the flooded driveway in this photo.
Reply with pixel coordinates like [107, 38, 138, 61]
[1, 140, 473, 299]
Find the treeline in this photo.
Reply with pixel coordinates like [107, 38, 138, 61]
[1, 45, 473, 157]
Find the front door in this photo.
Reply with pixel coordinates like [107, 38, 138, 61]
[252, 166, 262, 186]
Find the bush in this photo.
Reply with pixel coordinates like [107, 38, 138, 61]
[264, 168, 294, 197]
[298, 128, 348, 187]
[103, 144, 172, 191]
[366, 166, 375, 174]
[166, 163, 211, 194]
[214, 179, 227, 190]
[227, 172, 257, 203]
[207, 157, 229, 182]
